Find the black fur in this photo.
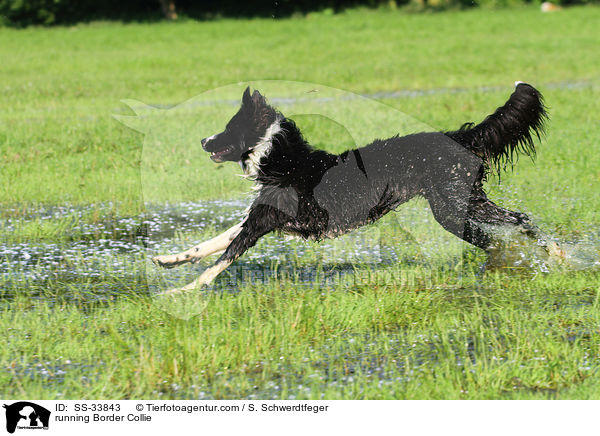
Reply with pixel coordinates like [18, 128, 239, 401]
[445, 84, 547, 175]
[201, 83, 552, 269]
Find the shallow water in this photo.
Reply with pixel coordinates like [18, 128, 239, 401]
[1, 200, 599, 300]
[1, 201, 242, 287]
[2, 201, 599, 398]
[0, 200, 444, 293]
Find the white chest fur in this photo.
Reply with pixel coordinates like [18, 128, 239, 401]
[242, 119, 282, 178]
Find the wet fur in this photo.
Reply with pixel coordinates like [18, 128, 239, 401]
[153, 83, 562, 291]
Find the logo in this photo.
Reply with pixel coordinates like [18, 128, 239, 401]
[3, 402, 50, 434]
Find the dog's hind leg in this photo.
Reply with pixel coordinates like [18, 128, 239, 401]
[427, 187, 564, 259]
[152, 222, 243, 268]
[428, 199, 492, 250]
[429, 186, 564, 259]
[466, 196, 565, 259]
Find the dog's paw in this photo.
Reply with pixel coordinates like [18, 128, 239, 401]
[158, 286, 186, 296]
[159, 281, 205, 296]
[547, 242, 566, 260]
[152, 254, 190, 269]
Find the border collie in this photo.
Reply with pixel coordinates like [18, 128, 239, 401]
[153, 82, 564, 292]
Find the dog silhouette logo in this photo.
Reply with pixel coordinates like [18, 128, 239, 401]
[3, 402, 50, 433]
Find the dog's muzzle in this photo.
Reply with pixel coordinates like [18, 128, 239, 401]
[201, 136, 211, 151]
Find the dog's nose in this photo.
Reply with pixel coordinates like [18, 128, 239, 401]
[202, 135, 216, 150]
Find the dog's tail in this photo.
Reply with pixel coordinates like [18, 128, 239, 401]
[445, 82, 548, 174]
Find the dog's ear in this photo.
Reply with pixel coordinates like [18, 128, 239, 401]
[251, 89, 266, 106]
[242, 87, 267, 113]
[242, 86, 253, 108]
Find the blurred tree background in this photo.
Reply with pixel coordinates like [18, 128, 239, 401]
[0, 0, 595, 26]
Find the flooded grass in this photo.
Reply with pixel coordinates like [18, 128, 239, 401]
[1, 6, 600, 399]
[3, 277, 599, 399]
[1, 199, 599, 399]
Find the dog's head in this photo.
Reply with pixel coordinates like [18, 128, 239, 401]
[202, 87, 279, 164]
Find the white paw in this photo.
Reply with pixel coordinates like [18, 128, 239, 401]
[158, 282, 203, 296]
[547, 242, 566, 260]
[152, 254, 190, 268]
[514, 81, 525, 87]
[158, 287, 183, 296]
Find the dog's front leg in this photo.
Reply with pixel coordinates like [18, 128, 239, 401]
[164, 204, 279, 293]
[169, 258, 235, 293]
[152, 222, 243, 268]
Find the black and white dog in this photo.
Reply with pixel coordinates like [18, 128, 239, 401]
[153, 82, 564, 292]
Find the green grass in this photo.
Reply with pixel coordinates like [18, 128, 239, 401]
[1, 6, 600, 399]
[3, 271, 600, 399]
[1, 5, 599, 208]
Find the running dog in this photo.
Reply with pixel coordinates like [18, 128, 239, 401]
[153, 82, 564, 292]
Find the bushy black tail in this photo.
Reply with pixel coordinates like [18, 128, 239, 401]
[446, 82, 548, 174]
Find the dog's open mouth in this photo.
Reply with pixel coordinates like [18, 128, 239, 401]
[210, 146, 234, 162]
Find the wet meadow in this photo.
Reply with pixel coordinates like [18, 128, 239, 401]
[1, 6, 599, 398]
